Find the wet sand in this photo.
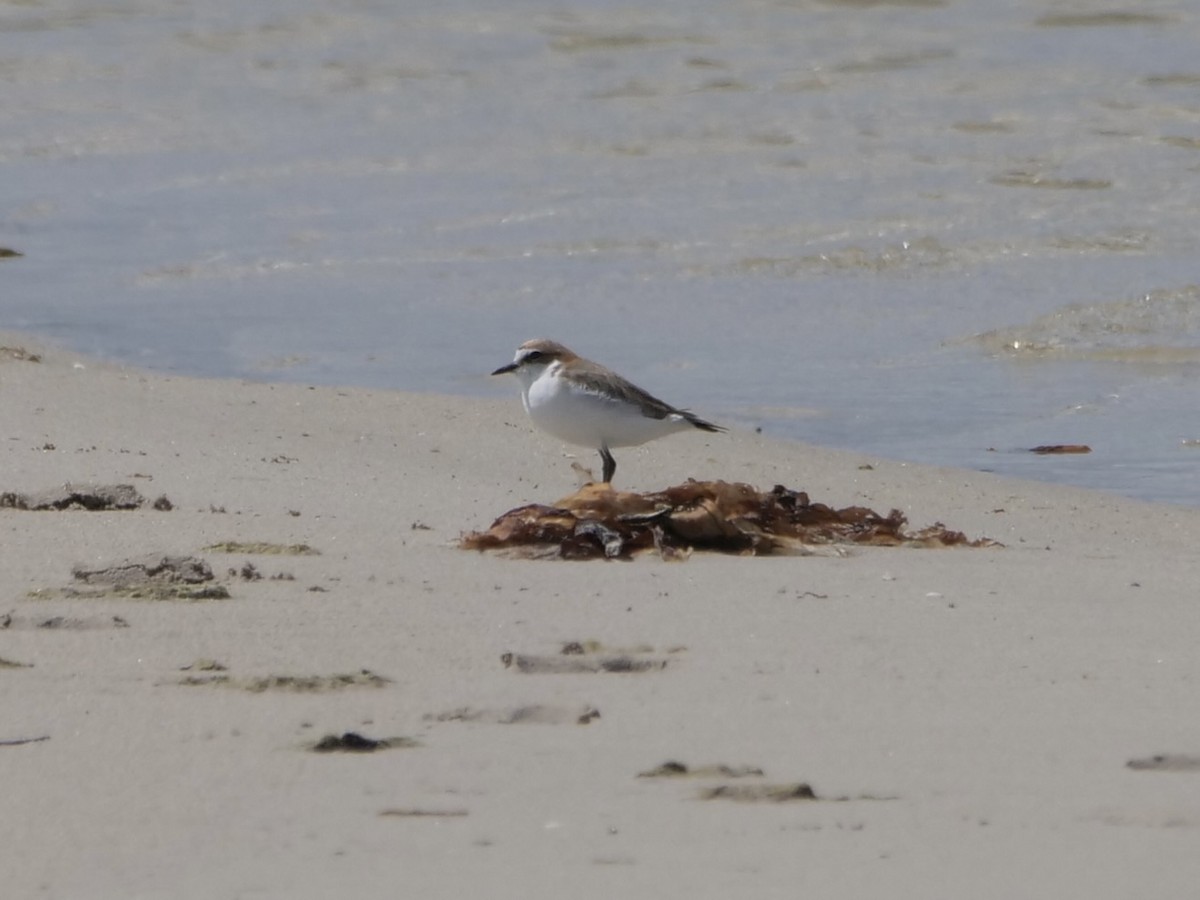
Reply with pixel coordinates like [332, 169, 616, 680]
[2, 333, 1199, 899]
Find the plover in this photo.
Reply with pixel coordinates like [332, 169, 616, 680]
[492, 338, 724, 484]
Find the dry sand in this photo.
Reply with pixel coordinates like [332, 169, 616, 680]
[2, 333, 1199, 900]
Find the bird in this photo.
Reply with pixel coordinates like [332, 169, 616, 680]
[491, 338, 724, 484]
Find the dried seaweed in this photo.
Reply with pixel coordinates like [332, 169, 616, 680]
[462, 480, 993, 560]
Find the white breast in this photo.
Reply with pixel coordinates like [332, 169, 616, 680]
[522, 365, 691, 450]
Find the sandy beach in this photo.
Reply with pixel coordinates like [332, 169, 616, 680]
[2, 333, 1199, 900]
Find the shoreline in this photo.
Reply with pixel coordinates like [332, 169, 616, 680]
[2, 331, 1199, 899]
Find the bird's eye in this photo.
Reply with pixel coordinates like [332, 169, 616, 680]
[524, 351, 542, 361]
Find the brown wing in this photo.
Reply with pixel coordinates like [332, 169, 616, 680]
[570, 363, 725, 432]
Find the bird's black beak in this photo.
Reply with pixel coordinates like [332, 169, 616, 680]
[491, 362, 518, 376]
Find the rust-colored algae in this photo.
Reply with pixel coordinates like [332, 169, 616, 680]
[461, 480, 994, 560]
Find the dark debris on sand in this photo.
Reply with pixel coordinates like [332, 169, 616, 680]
[73, 554, 214, 587]
[310, 732, 418, 753]
[0, 483, 171, 511]
[67, 554, 229, 601]
[461, 480, 995, 560]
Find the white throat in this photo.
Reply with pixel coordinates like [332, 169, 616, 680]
[515, 359, 560, 394]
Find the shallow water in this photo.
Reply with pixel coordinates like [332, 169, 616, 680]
[3, 0, 1199, 504]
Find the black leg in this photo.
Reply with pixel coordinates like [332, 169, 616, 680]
[600, 447, 616, 484]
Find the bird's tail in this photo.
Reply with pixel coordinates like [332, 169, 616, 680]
[682, 411, 725, 433]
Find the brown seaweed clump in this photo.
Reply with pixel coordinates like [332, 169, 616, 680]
[461, 480, 993, 560]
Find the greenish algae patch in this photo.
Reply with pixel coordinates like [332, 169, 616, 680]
[203, 541, 320, 555]
[178, 669, 391, 693]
